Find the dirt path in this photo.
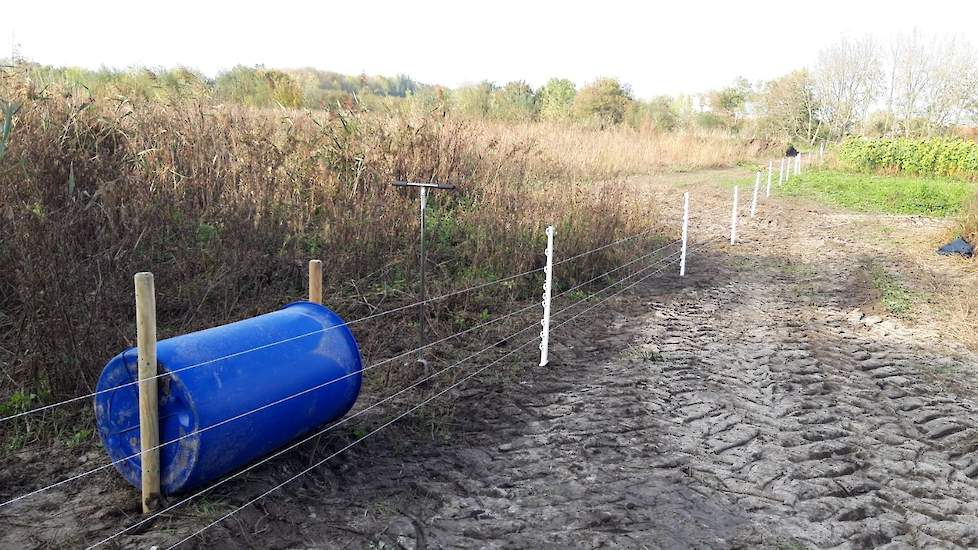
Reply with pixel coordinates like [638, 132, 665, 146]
[4, 168, 978, 549]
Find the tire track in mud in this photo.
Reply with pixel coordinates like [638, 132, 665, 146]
[645, 269, 978, 549]
[391, 288, 777, 550]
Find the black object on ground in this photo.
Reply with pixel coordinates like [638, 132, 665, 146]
[786, 144, 799, 157]
[937, 237, 974, 258]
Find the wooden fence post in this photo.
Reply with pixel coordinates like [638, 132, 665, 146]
[134, 272, 160, 513]
[309, 260, 323, 304]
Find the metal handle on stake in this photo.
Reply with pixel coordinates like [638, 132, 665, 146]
[134, 272, 160, 514]
[730, 185, 739, 245]
[417, 186, 428, 362]
[679, 192, 689, 277]
[750, 172, 760, 218]
[539, 225, 555, 367]
[390, 180, 457, 363]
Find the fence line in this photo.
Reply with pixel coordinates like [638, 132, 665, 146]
[169, 237, 721, 548]
[5, 153, 796, 548]
[0, 236, 685, 509]
[553, 226, 659, 267]
[0, 224, 668, 424]
[163, 332, 544, 549]
[95, 236, 715, 550]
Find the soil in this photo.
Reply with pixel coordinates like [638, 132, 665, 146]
[3, 167, 978, 549]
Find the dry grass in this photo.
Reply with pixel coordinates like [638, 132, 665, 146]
[473, 120, 772, 178]
[959, 192, 978, 245]
[0, 65, 760, 411]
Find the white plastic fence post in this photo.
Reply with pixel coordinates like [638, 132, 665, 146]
[679, 192, 689, 277]
[794, 153, 801, 176]
[766, 160, 773, 197]
[539, 225, 554, 367]
[819, 142, 825, 163]
[778, 157, 785, 185]
[750, 172, 760, 218]
[730, 185, 739, 245]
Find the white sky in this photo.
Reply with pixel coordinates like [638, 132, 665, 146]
[5, 0, 977, 98]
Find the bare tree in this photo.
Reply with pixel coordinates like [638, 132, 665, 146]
[755, 70, 822, 145]
[920, 37, 978, 134]
[890, 29, 931, 136]
[887, 30, 978, 136]
[814, 36, 883, 139]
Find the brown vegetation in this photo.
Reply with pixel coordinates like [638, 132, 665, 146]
[0, 66, 760, 409]
[961, 193, 978, 246]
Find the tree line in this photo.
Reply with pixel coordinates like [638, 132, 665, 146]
[754, 31, 978, 143]
[7, 30, 977, 141]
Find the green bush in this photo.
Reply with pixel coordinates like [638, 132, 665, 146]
[573, 78, 631, 127]
[838, 137, 978, 181]
[537, 78, 576, 121]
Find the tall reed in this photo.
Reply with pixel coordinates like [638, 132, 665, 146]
[1, 66, 716, 401]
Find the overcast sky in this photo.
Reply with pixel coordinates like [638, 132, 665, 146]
[4, 0, 976, 98]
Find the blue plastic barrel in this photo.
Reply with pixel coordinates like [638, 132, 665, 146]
[94, 302, 362, 494]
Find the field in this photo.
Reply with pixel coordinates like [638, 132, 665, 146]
[3, 67, 978, 549]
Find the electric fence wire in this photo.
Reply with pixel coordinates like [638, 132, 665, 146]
[85, 322, 543, 549]
[551, 239, 682, 302]
[551, 236, 724, 330]
[85, 235, 704, 548]
[0, 226, 667, 423]
[163, 236, 721, 549]
[0, 298, 540, 509]
[0, 235, 684, 508]
[552, 226, 660, 267]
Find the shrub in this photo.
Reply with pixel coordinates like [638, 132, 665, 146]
[622, 96, 680, 132]
[452, 81, 495, 118]
[838, 136, 978, 180]
[573, 78, 632, 127]
[490, 81, 537, 122]
[537, 78, 576, 122]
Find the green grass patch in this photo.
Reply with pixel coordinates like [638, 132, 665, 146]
[871, 267, 914, 317]
[780, 169, 977, 217]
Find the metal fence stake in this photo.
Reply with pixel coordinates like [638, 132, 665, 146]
[391, 181, 457, 363]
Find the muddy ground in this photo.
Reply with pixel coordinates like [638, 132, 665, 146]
[3, 168, 978, 549]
